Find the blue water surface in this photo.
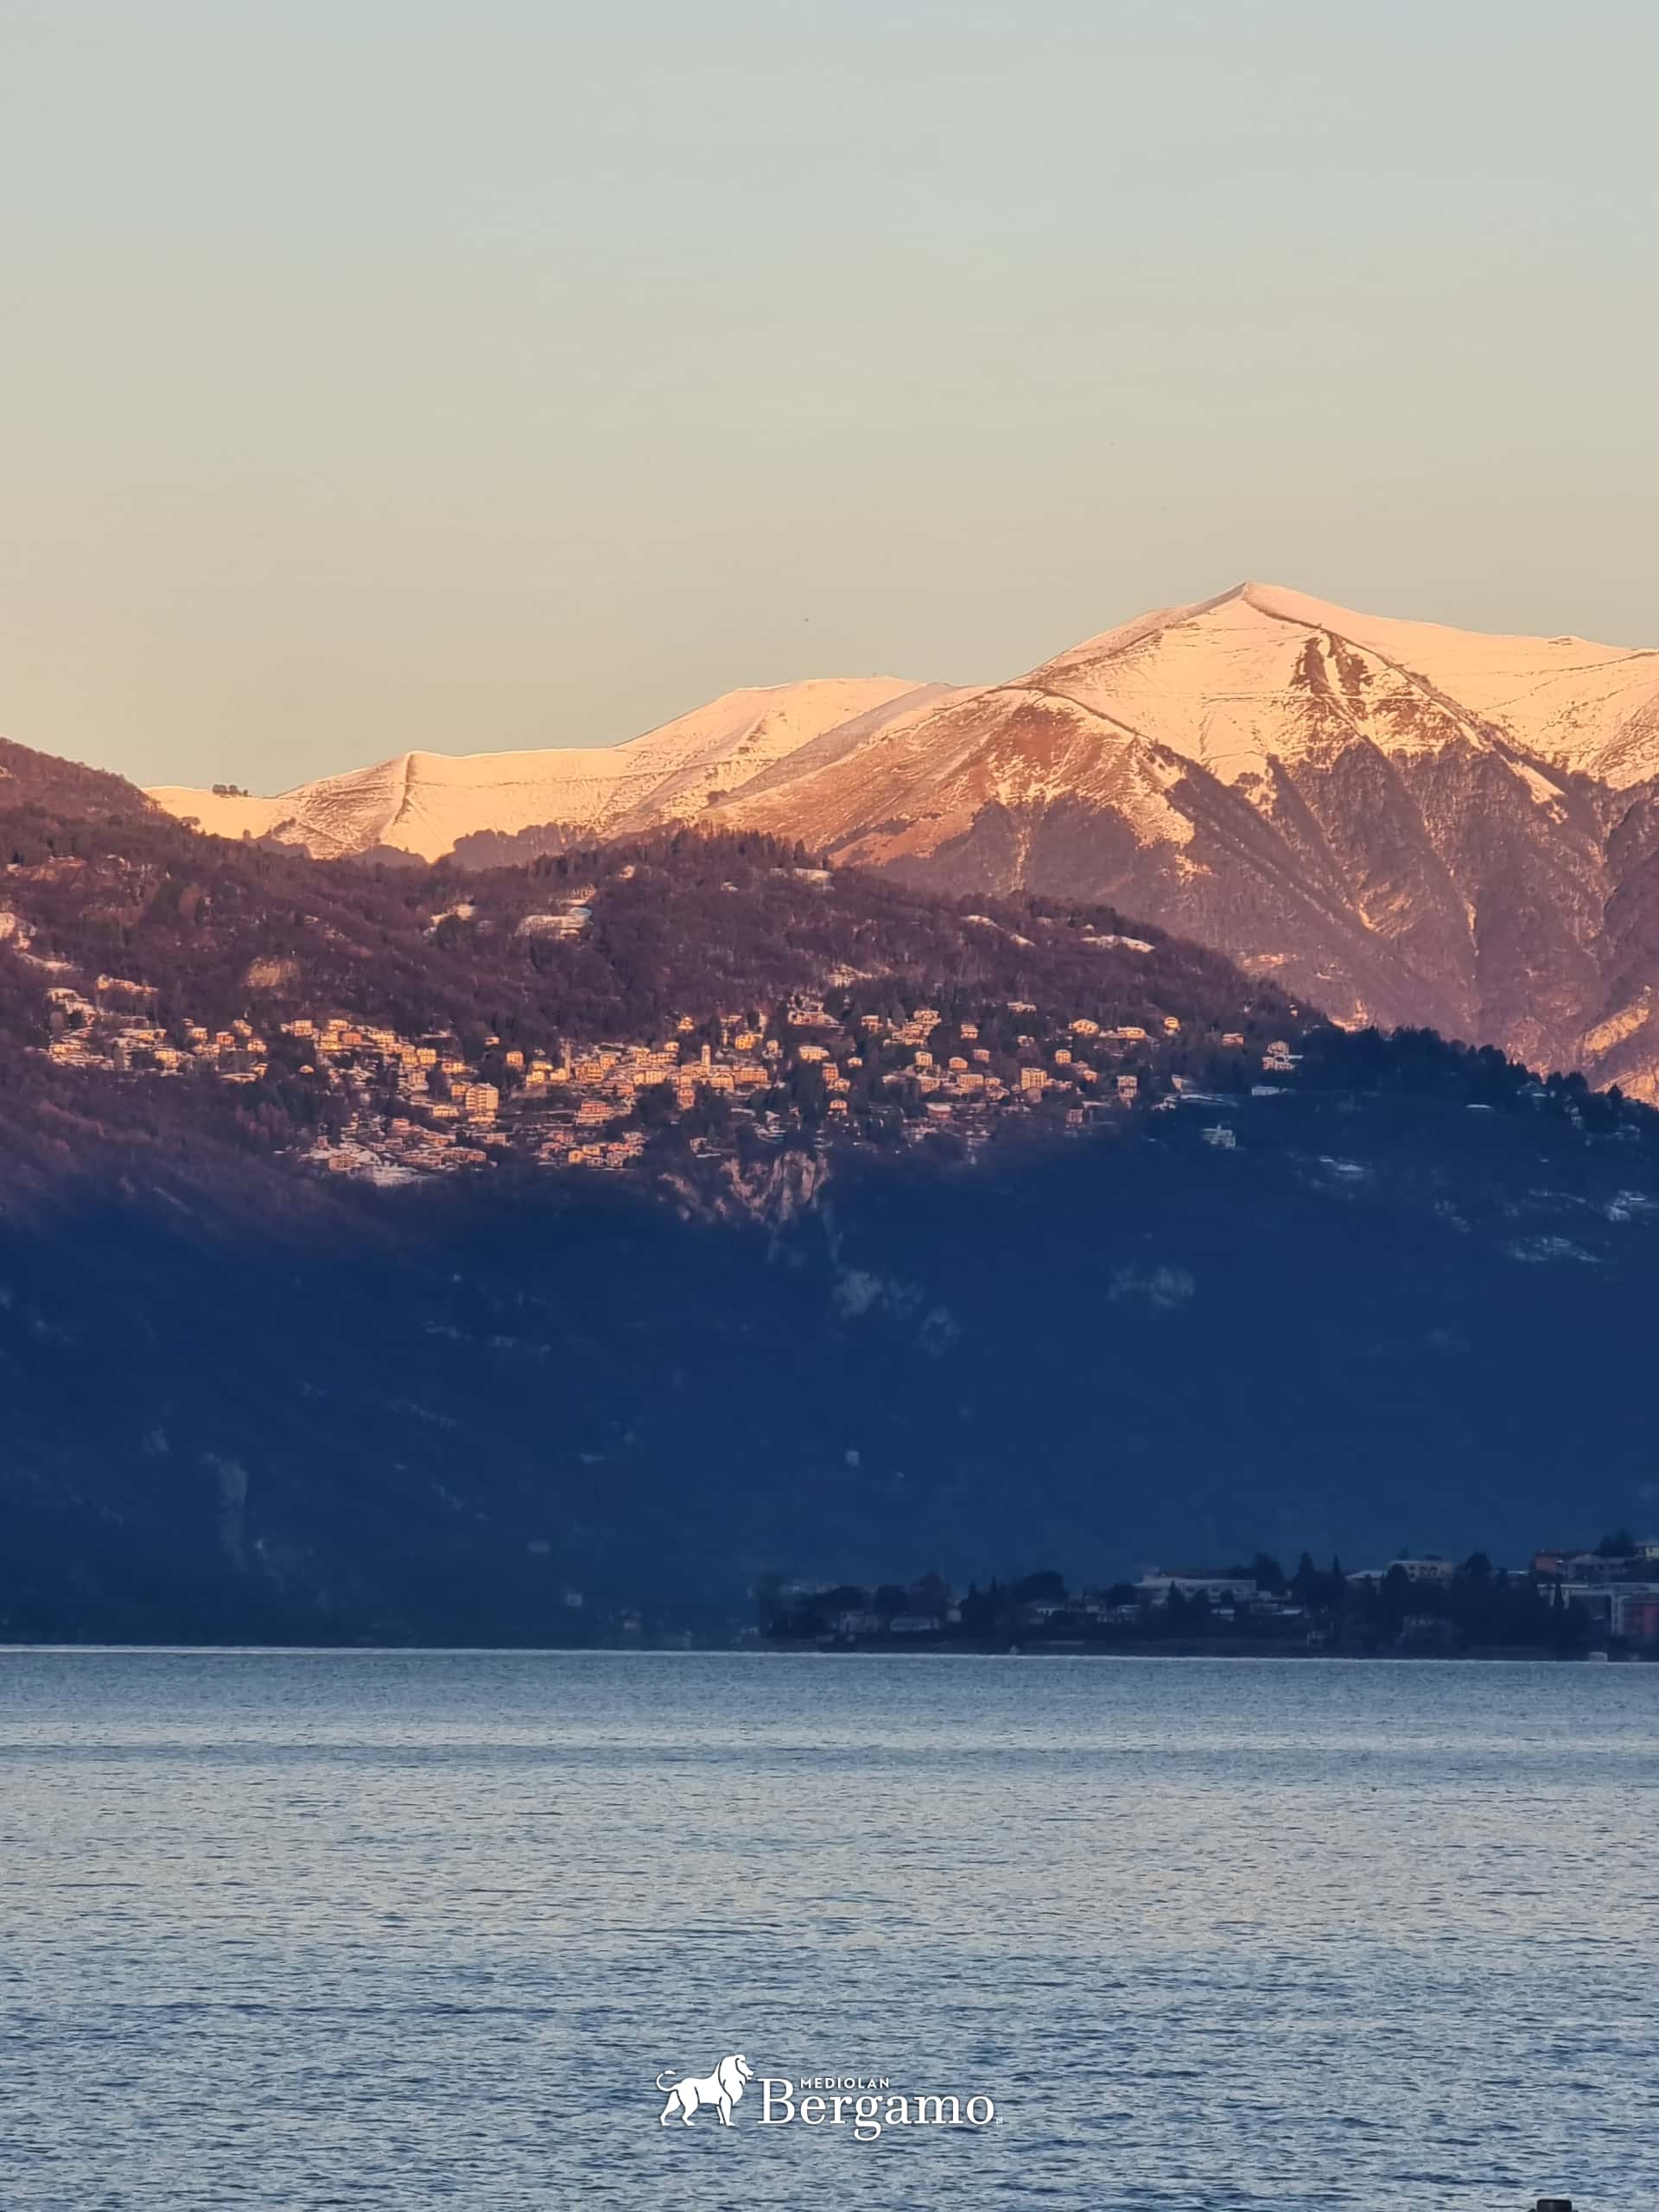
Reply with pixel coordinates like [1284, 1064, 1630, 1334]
[1, 1649, 1653, 2209]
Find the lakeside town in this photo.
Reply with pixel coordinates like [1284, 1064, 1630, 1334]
[32, 903, 1306, 1181]
[751, 1535, 1659, 1658]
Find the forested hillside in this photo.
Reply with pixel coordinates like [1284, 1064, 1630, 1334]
[0, 804, 1290, 1046]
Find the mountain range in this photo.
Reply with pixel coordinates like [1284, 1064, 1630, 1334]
[151, 584, 1659, 1097]
[7, 609, 1659, 1639]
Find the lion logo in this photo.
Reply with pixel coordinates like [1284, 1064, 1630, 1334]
[655, 2052, 754, 2127]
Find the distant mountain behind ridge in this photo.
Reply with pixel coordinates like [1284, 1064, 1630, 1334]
[150, 677, 949, 861]
[151, 583, 1659, 1099]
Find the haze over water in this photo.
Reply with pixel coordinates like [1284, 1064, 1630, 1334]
[3, 1650, 1654, 2209]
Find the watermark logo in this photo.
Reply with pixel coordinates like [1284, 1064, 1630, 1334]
[656, 2053, 755, 2127]
[651, 2058, 995, 2140]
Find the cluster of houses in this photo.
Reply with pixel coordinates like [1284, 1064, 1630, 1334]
[766, 1541, 1659, 1649]
[1125, 1546, 1659, 1646]
[1528, 1540, 1659, 1643]
[34, 967, 1294, 1182]
[41, 982, 272, 1081]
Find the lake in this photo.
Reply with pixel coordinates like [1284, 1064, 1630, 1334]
[1, 1651, 1654, 2209]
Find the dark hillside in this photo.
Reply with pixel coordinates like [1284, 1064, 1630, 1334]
[1, 1067, 1656, 1643]
[0, 736, 156, 821]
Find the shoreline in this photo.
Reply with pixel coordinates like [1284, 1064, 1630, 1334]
[0, 1638, 1649, 1662]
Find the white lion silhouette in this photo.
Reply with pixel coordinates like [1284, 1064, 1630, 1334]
[656, 2052, 753, 2126]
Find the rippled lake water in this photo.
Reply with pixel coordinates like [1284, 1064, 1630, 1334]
[1, 1650, 1655, 2209]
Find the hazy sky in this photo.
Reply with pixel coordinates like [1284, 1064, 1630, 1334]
[4, 0, 1656, 792]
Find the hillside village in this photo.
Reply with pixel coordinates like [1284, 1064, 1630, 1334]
[31, 927, 1305, 1183]
[5, 819, 1645, 1193]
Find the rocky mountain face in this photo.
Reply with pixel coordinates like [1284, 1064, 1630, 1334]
[147, 584, 1659, 1094]
[715, 586, 1659, 1097]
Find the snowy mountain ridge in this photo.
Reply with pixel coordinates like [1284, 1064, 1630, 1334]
[146, 584, 1659, 1095]
[149, 676, 944, 861]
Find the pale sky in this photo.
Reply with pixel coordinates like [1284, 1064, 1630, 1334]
[3, 0, 1656, 793]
